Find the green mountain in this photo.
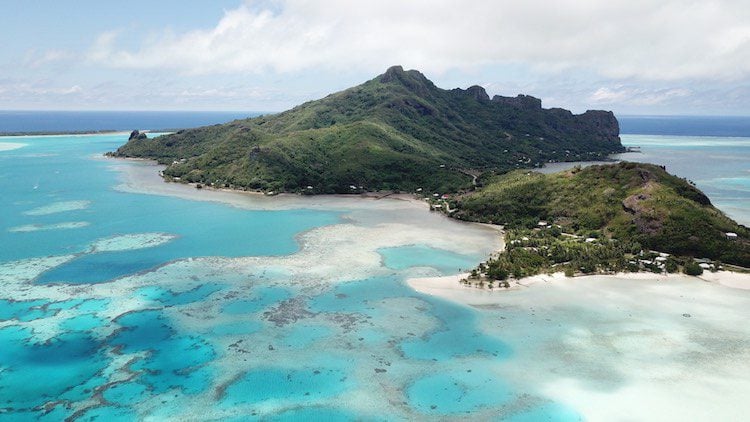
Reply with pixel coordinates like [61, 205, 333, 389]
[452, 162, 750, 267]
[113, 66, 623, 193]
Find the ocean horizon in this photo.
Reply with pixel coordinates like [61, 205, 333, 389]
[2, 110, 750, 138]
[0, 110, 261, 134]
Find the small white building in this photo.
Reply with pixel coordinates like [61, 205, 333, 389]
[726, 232, 738, 240]
[699, 263, 712, 270]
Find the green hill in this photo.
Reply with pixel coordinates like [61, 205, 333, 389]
[452, 162, 750, 267]
[112, 66, 623, 193]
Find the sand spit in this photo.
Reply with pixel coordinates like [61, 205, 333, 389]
[0, 142, 27, 152]
[408, 270, 750, 306]
[23, 200, 91, 216]
[408, 271, 750, 421]
[108, 158, 432, 212]
[8, 221, 90, 233]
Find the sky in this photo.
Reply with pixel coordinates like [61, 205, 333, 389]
[1, 0, 749, 115]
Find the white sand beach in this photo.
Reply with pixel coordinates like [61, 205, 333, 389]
[408, 270, 750, 421]
[408, 270, 750, 306]
[108, 157, 432, 212]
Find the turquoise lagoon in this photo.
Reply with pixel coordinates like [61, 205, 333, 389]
[0, 134, 578, 420]
[2, 133, 750, 421]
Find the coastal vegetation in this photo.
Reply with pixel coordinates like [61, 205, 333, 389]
[465, 227, 717, 285]
[112, 66, 622, 194]
[449, 162, 750, 277]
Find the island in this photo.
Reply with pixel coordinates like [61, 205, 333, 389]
[111, 66, 749, 280]
[112, 65, 623, 194]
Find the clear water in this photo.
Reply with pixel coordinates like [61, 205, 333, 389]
[2, 129, 748, 420]
[0, 133, 569, 420]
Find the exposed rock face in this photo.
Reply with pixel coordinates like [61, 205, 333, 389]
[379, 65, 406, 83]
[579, 110, 621, 144]
[379, 65, 435, 97]
[128, 130, 147, 141]
[492, 94, 542, 110]
[465, 85, 490, 102]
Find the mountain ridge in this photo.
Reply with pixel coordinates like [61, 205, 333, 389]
[112, 66, 623, 193]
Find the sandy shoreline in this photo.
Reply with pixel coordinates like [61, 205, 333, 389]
[112, 155, 423, 203]
[107, 156, 438, 210]
[105, 159, 513, 256]
[408, 270, 750, 305]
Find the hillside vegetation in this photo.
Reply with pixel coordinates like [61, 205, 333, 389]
[452, 162, 750, 267]
[113, 66, 623, 193]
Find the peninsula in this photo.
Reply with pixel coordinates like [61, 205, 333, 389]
[112, 66, 749, 274]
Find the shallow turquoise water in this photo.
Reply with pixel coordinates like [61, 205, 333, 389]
[0, 134, 339, 283]
[380, 244, 480, 274]
[0, 134, 578, 420]
[407, 370, 514, 414]
[10, 132, 746, 419]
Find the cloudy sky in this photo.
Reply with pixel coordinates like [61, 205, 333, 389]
[1, 0, 749, 115]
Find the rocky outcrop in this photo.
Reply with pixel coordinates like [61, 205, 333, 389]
[578, 110, 620, 144]
[128, 130, 147, 141]
[379, 65, 436, 97]
[492, 94, 542, 110]
[465, 85, 490, 102]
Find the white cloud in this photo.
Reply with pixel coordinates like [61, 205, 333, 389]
[23, 50, 73, 68]
[590, 86, 691, 106]
[0, 82, 83, 97]
[87, 0, 750, 82]
[591, 87, 631, 103]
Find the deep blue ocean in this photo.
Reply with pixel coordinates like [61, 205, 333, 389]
[619, 115, 750, 137]
[0, 110, 259, 133]
[2, 111, 749, 137]
[1, 112, 749, 420]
